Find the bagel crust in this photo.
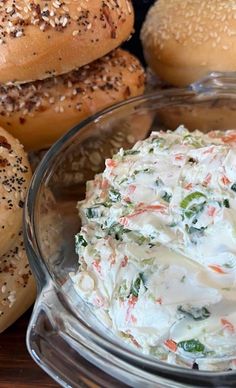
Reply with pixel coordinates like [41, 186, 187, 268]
[0, 49, 145, 151]
[141, 0, 236, 86]
[0, 0, 134, 83]
[0, 127, 31, 257]
[0, 230, 36, 333]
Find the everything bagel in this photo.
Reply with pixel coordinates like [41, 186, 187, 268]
[0, 0, 134, 83]
[0, 49, 145, 151]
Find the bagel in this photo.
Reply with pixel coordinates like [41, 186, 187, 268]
[158, 99, 236, 134]
[0, 0, 134, 84]
[29, 110, 153, 193]
[0, 230, 36, 333]
[141, 0, 236, 86]
[0, 126, 31, 258]
[0, 49, 145, 151]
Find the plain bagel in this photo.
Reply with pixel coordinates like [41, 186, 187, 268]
[0, 49, 145, 151]
[141, 0, 236, 86]
[0, 0, 134, 83]
[0, 230, 36, 333]
[0, 126, 31, 257]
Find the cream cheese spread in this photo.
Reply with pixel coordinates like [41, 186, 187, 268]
[71, 126, 236, 371]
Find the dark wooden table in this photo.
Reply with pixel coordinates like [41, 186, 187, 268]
[0, 309, 58, 388]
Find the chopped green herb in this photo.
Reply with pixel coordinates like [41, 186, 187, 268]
[104, 202, 112, 208]
[180, 192, 206, 209]
[151, 137, 165, 147]
[223, 262, 234, 269]
[162, 192, 172, 203]
[149, 148, 154, 153]
[183, 134, 193, 141]
[107, 223, 130, 240]
[168, 222, 178, 228]
[118, 281, 128, 298]
[186, 226, 206, 236]
[181, 192, 207, 220]
[140, 272, 146, 286]
[155, 178, 163, 187]
[133, 168, 154, 176]
[76, 234, 87, 248]
[119, 177, 129, 185]
[183, 135, 203, 148]
[185, 202, 206, 219]
[231, 183, 236, 192]
[180, 275, 186, 283]
[86, 206, 101, 219]
[178, 339, 205, 353]
[223, 199, 230, 208]
[123, 149, 140, 156]
[177, 306, 210, 321]
[142, 258, 155, 266]
[109, 188, 121, 202]
[136, 234, 151, 245]
[130, 277, 141, 297]
[130, 273, 147, 297]
[95, 201, 112, 208]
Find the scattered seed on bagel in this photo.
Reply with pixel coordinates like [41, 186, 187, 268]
[0, 127, 31, 258]
[0, 0, 134, 83]
[0, 49, 145, 151]
[0, 230, 36, 333]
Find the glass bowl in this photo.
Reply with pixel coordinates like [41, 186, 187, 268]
[24, 72, 236, 387]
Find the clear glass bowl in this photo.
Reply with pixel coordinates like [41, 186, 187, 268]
[24, 72, 236, 387]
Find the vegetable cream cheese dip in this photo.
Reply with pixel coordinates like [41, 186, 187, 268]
[70, 126, 236, 371]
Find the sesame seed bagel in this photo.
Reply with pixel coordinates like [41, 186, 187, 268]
[0, 127, 31, 258]
[141, 0, 236, 87]
[0, 230, 36, 333]
[0, 0, 134, 83]
[158, 99, 236, 134]
[29, 111, 153, 190]
[0, 49, 145, 151]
